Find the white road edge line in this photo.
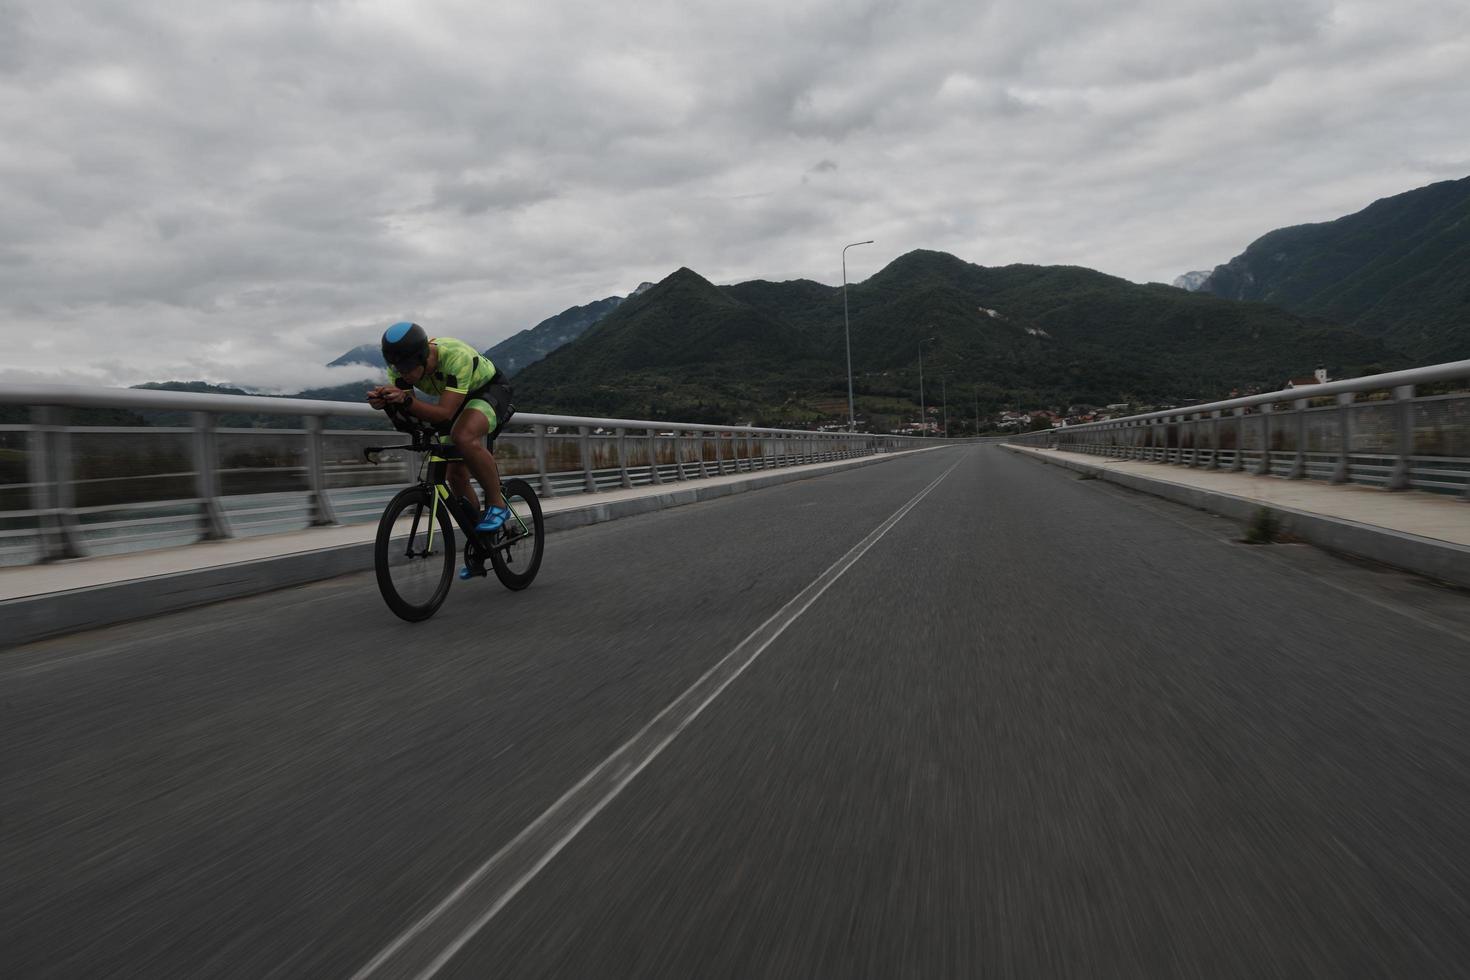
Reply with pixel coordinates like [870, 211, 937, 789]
[350, 451, 966, 980]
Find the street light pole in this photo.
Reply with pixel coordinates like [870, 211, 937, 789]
[918, 334, 935, 437]
[918, 346, 925, 437]
[842, 240, 874, 432]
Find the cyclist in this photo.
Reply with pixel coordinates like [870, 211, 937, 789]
[367, 322, 513, 547]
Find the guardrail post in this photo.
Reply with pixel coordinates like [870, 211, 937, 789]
[1331, 393, 1354, 484]
[713, 430, 724, 475]
[1287, 399, 1307, 480]
[534, 424, 554, 497]
[1254, 404, 1273, 476]
[648, 428, 664, 485]
[1231, 408, 1246, 471]
[305, 416, 338, 525]
[673, 429, 687, 481]
[616, 427, 632, 488]
[579, 426, 598, 493]
[1207, 411, 1222, 470]
[697, 431, 712, 478]
[1388, 384, 1414, 491]
[191, 411, 232, 540]
[31, 406, 86, 561]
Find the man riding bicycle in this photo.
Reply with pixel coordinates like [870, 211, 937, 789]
[367, 322, 513, 545]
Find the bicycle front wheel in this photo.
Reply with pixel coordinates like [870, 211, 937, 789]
[375, 487, 456, 621]
[489, 478, 544, 590]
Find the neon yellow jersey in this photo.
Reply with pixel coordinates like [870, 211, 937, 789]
[387, 337, 497, 397]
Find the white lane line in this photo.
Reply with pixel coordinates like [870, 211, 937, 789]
[350, 453, 965, 980]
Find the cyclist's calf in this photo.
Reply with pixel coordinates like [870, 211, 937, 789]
[449, 417, 506, 510]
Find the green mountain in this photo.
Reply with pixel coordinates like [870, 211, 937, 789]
[510, 251, 1400, 428]
[483, 286, 653, 374]
[514, 268, 835, 421]
[1196, 176, 1470, 361]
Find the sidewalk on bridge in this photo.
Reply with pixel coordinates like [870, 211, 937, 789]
[1007, 445, 1470, 589]
[1, 449, 936, 648]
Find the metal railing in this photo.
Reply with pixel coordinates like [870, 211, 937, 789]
[0, 385, 926, 565]
[1009, 358, 1470, 501]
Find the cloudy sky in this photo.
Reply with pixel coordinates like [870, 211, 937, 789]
[3, 0, 1468, 391]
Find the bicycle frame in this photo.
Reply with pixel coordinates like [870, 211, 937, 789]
[365, 435, 531, 554]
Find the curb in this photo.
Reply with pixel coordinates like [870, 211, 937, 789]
[1005, 445, 1470, 591]
[1, 449, 925, 649]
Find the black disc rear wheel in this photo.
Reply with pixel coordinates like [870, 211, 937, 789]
[488, 478, 544, 590]
[375, 487, 455, 621]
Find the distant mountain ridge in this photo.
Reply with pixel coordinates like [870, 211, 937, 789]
[1193, 176, 1470, 360]
[326, 344, 384, 369]
[484, 283, 652, 374]
[512, 250, 1399, 427]
[161, 173, 1470, 431]
[323, 283, 654, 375]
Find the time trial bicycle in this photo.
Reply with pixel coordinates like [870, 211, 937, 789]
[363, 412, 544, 621]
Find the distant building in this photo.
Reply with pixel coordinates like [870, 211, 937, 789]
[996, 412, 1031, 430]
[1284, 366, 1330, 389]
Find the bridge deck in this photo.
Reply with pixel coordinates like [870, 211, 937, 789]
[3, 445, 1467, 978]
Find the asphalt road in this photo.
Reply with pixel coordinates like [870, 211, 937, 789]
[2, 445, 1468, 978]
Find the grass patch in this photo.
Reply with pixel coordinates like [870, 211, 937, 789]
[1243, 507, 1281, 544]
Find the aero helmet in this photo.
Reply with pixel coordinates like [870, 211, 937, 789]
[381, 321, 429, 373]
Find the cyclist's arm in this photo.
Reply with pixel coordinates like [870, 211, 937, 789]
[392, 387, 464, 425]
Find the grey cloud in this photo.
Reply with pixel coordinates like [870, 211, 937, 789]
[431, 175, 559, 215]
[2, 0, 1467, 388]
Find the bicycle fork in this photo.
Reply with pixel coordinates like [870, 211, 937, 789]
[402, 488, 444, 559]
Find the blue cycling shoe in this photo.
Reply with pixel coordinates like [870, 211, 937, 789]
[476, 504, 510, 534]
[458, 565, 479, 580]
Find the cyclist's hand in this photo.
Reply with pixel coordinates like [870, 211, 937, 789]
[381, 388, 407, 405]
